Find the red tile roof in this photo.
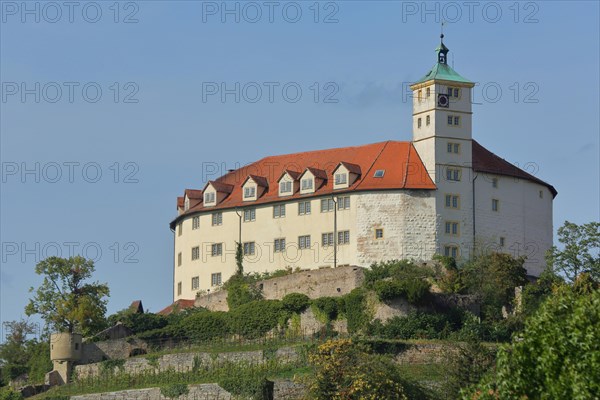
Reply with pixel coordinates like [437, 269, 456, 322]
[177, 197, 184, 209]
[472, 140, 557, 197]
[277, 170, 301, 182]
[338, 161, 362, 175]
[157, 299, 196, 315]
[172, 141, 435, 226]
[246, 174, 269, 187]
[205, 180, 234, 193]
[185, 189, 203, 200]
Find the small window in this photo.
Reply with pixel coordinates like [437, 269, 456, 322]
[211, 243, 223, 256]
[426, 87, 430, 98]
[280, 181, 292, 193]
[320, 198, 334, 212]
[322, 232, 334, 247]
[374, 170, 385, 178]
[298, 200, 311, 215]
[335, 173, 347, 185]
[417, 118, 422, 128]
[177, 252, 182, 266]
[445, 194, 460, 209]
[274, 238, 286, 253]
[273, 204, 286, 218]
[444, 245, 459, 258]
[445, 221, 460, 236]
[178, 223, 182, 236]
[418, 89, 422, 101]
[492, 199, 499, 212]
[447, 115, 453, 125]
[338, 230, 350, 245]
[301, 178, 313, 190]
[211, 273, 222, 286]
[447, 142, 460, 153]
[243, 209, 256, 222]
[204, 192, 215, 204]
[191, 246, 200, 260]
[492, 178, 498, 188]
[446, 168, 461, 181]
[500, 237, 505, 247]
[426, 115, 430, 126]
[192, 276, 199, 290]
[192, 216, 200, 230]
[454, 116, 460, 126]
[212, 212, 223, 226]
[184, 198, 189, 211]
[539, 190, 543, 198]
[338, 196, 350, 210]
[243, 242, 255, 256]
[375, 228, 384, 239]
[177, 282, 182, 296]
[244, 186, 256, 198]
[298, 235, 311, 249]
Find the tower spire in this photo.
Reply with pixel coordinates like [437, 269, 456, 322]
[436, 32, 449, 65]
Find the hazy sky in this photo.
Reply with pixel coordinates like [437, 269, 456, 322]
[1, 1, 599, 335]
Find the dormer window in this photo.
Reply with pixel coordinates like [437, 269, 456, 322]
[280, 181, 292, 193]
[204, 192, 215, 204]
[184, 198, 190, 211]
[301, 178, 313, 190]
[334, 173, 347, 185]
[374, 170, 385, 178]
[244, 187, 255, 198]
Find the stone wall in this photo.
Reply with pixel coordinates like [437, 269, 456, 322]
[81, 338, 149, 364]
[70, 384, 232, 400]
[195, 266, 365, 312]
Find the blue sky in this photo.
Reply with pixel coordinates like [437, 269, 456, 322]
[1, 1, 599, 334]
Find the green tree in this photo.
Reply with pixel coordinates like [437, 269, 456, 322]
[463, 282, 600, 400]
[546, 220, 600, 283]
[0, 321, 36, 384]
[25, 256, 110, 336]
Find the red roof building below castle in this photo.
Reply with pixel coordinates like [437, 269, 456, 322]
[157, 299, 196, 315]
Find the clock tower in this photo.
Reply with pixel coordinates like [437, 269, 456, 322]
[410, 35, 476, 259]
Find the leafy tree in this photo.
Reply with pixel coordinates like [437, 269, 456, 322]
[281, 293, 310, 314]
[546, 220, 600, 283]
[442, 340, 496, 399]
[0, 321, 36, 383]
[25, 256, 110, 336]
[463, 281, 600, 399]
[223, 273, 262, 310]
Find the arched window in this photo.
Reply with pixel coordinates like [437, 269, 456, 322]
[418, 90, 422, 102]
[417, 118, 422, 128]
[426, 88, 431, 98]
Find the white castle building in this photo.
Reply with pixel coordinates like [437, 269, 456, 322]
[170, 36, 556, 302]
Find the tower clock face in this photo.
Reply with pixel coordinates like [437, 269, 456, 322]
[437, 93, 449, 108]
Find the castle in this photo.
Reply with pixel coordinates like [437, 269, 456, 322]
[170, 36, 556, 302]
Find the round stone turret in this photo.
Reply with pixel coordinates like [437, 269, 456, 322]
[50, 332, 82, 361]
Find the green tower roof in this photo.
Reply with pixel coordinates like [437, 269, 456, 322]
[414, 35, 473, 85]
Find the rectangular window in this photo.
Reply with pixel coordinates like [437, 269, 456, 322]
[192, 246, 200, 260]
[243, 209, 256, 222]
[335, 173, 347, 185]
[274, 238, 286, 253]
[204, 192, 215, 204]
[446, 168, 461, 181]
[445, 194, 460, 209]
[298, 235, 311, 250]
[338, 230, 350, 245]
[211, 273, 222, 287]
[426, 88, 430, 98]
[492, 199, 499, 212]
[417, 118, 422, 129]
[444, 246, 459, 258]
[273, 204, 286, 218]
[301, 178, 313, 190]
[447, 142, 460, 153]
[177, 282, 182, 296]
[280, 181, 292, 193]
[338, 196, 350, 210]
[454, 88, 460, 97]
[178, 223, 182, 236]
[447, 115, 453, 125]
[244, 186, 256, 198]
[539, 190, 544, 198]
[211, 243, 222, 256]
[322, 232, 334, 247]
[418, 89, 422, 101]
[492, 178, 498, 188]
[298, 200, 311, 215]
[375, 228, 384, 239]
[177, 252, 182, 266]
[454, 116, 460, 126]
[192, 216, 200, 230]
[321, 198, 334, 212]
[449, 87, 460, 98]
[192, 276, 199, 290]
[374, 170, 385, 178]
[445, 222, 460, 236]
[500, 237, 505, 247]
[212, 212, 222, 226]
[243, 242, 255, 256]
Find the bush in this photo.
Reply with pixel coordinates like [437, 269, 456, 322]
[281, 293, 310, 314]
[228, 300, 285, 338]
[374, 278, 431, 304]
[365, 260, 433, 287]
[340, 288, 370, 334]
[177, 311, 230, 342]
[224, 274, 263, 310]
[0, 388, 22, 400]
[160, 383, 189, 399]
[374, 280, 405, 301]
[311, 297, 339, 322]
[368, 311, 459, 340]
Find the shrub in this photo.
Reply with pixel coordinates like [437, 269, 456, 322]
[341, 288, 370, 334]
[224, 274, 263, 310]
[374, 278, 431, 304]
[374, 280, 405, 301]
[176, 311, 230, 342]
[368, 311, 459, 340]
[0, 388, 22, 400]
[228, 300, 285, 338]
[365, 260, 433, 287]
[311, 297, 338, 322]
[160, 383, 189, 399]
[281, 293, 310, 314]
[442, 340, 496, 399]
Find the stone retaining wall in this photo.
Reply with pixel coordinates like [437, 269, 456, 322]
[70, 384, 232, 400]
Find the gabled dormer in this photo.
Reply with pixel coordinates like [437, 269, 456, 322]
[277, 170, 300, 197]
[177, 196, 184, 215]
[203, 181, 234, 207]
[332, 162, 361, 190]
[242, 175, 268, 201]
[183, 189, 203, 212]
[299, 167, 327, 195]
